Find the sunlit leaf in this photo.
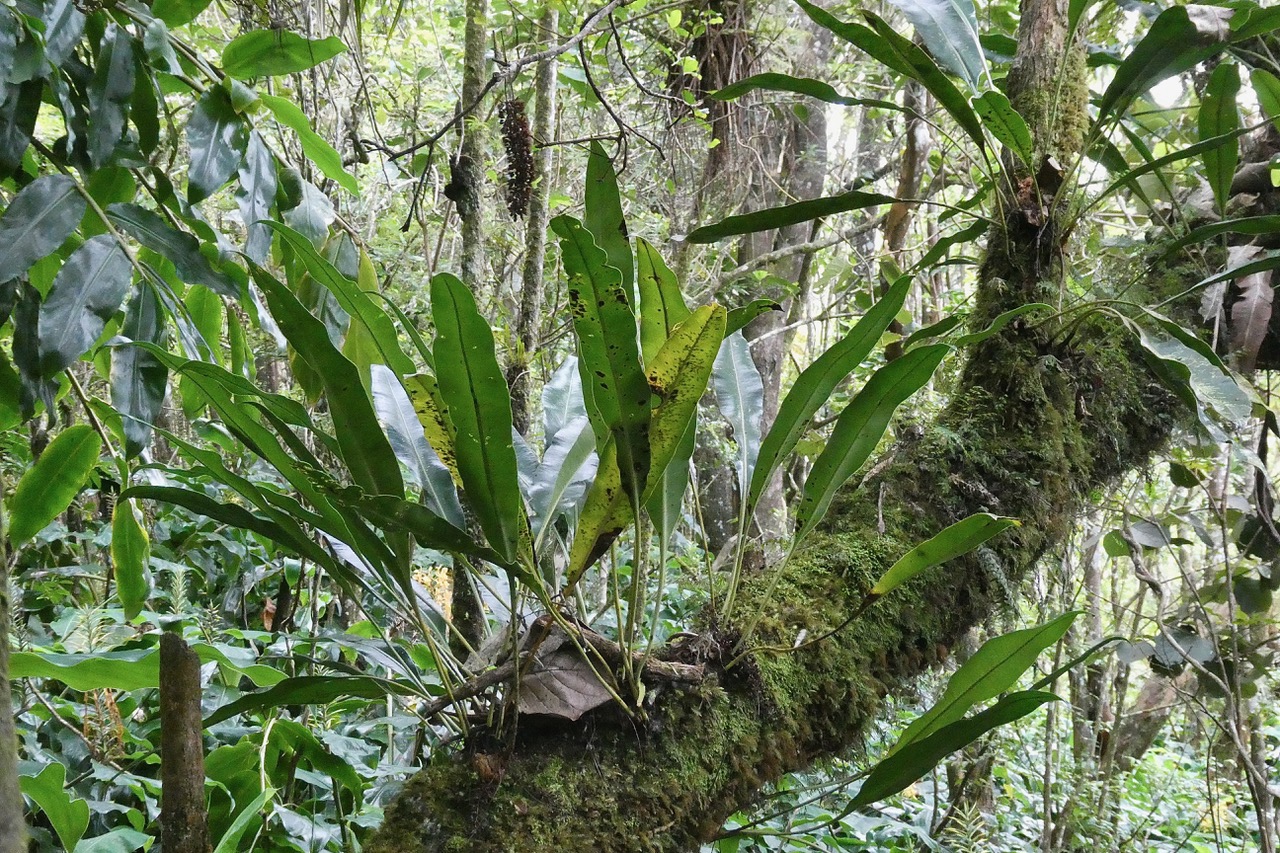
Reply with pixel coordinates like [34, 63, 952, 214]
[111, 498, 150, 619]
[222, 30, 346, 78]
[870, 513, 1018, 597]
[7, 425, 101, 547]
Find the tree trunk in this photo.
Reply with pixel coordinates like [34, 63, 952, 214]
[160, 632, 210, 853]
[0, 470, 26, 853]
[366, 0, 1255, 848]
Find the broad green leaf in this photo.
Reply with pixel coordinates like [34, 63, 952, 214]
[795, 344, 947, 545]
[893, 611, 1078, 751]
[953, 303, 1051, 346]
[870, 513, 1018, 597]
[793, 0, 985, 149]
[21, 764, 88, 852]
[82, 167, 138, 237]
[529, 416, 598, 545]
[1199, 62, 1241, 213]
[687, 189, 895, 243]
[751, 278, 910, 512]
[1229, 5, 1280, 40]
[187, 87, 249, 204]
[542, 356, 588, 443]
[87, 25, 135, 169]
[43, 0, 86, 68]
[111, 498, 150, 619]
[264, 222, 411, 374]
[1161, 215, 1280, 258]
[1095, 5, 1230, 124]
[648, 305, 726, 484]
[259, 94, 358, 194]
[370, 364, 464, 528]
[222, 30, 346, 78]
[0, 80, 42, 181]
[565, 440, 631, 588]
[0, 174, 86, 282]
[883, 0, 986, 87]
[236, 130, 277, 262]
[1126, 319, 1251, 428]
[636, 237, 691, 363]
[711, 73, 903, 112]
[212, 788, 273, 853]
[152, 0, 214, 26]
[108, 202, 239, 297]
[848, 691, 1058, 809]
[972, 90, 1033, 167]
[725, 299, 781, 337]
[646, 414, 696, 550]
[1252, 68, 1280, 139]
[553, 215, 651, 499]
[584, 140, 633, 305]
[712, 331, 763, 506]
[253, 267, 404, 499]
[77, 828, 152, 853]
[7, 425, 100, 546]
[431, 273, 529, 566]
[110, 285, 167, 457]
[37, 236, 132, 376]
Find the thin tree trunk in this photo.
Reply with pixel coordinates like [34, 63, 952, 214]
[0, 468, 25, 853]
[160, 632, 210, 853]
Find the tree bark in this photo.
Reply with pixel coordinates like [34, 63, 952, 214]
[0, 470, 26, 853]
[160, 632, 210, 853]
[366, 0, 1254, 848]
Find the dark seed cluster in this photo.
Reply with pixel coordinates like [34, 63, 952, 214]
[499, 99, 533, 219]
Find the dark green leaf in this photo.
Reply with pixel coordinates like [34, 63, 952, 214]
[121, 484, 311, 553]
[909, 219, 987, 273]
[431, 272, 530, 567]
[108, 203, 239, 297]
[795, 344, 947, 545]
[110, 284, 168, 457]
[584, 140, 633, 304]
[751, 278, 910, 512]
[7, 424, 101, 546]
[151, 0, 214, 27]
[687, 189, 895, 243]
[893, 611, 1078, 750]
[253, 266, 404, 499]
[870, 513, 1018, 597]
[205, 674, 416, 727]
[88, 25, 136, 169]
[0, 80, 43, 180]
[848, 691, 1058, 809]
[111, 498, 150, 619]
[1095, 5, 1230, 124]
[972, 90, 1033, 167]
[725, 299, 781, 337]
[222, 30, 347, 78]
[1199, 62, 1241, 213]
[1159, 215, 1280, 259]
[187, 87, 249, 204]
[0, 174, 86, 282]
[37, 235, 132, 376]
[236, 130, 277, 262]
[553, 215, 651, 499]
[43, 0, 85, 67]
[711, 73, 904, 112]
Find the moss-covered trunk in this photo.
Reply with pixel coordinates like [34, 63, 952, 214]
[368, 1, 1190, 849]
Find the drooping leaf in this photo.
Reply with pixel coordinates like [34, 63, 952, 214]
[259, 94, 358, 194]
[1095, 4, 1231, 124]
[21, 764, 89, 852]
[37, 235, 132, 376]
[795, 344, 947, 545]
[711, 73, 903, 112]
[370, 364, 464, 527]
[687, 189, 895, 243]
[186, 87, 249, 204]
[1126, 317, 1252, 428]
[108, 202, 239, 297]
[0, 174, 86, 282]
[87, 25, 136, 169]
[1226, 246, 1274, 372]
[870, 513, 1018, 597]
[253, 266, 404, 499]
[7, 425, 101, 547]
[893, 611, 1078, 751]
[222, 30, 347, 78]
[236, 130, 277, 263]
[972, 90, 1033, 167]
[1097, 126, 1252, 204]
[751, 278, 910, 512]
[952, 303, 1051, 346]
[204, 673, 417, 727]
[847, 691, 1059, 810]
[635, 238, 691, 363]
[883, 0, 986, 87]
[584, 140, 633, 305]
[264, 222, 413, 375]
[431, 273, 529, 566]
[110, 284, 168, 457]
[111, 498, 150, 619]
[712, 331, 764, 506]
[1198, 61, 1241, 213]
[553, 215, 651, 499]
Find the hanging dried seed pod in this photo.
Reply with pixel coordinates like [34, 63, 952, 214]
[499, 98, 533, 219]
